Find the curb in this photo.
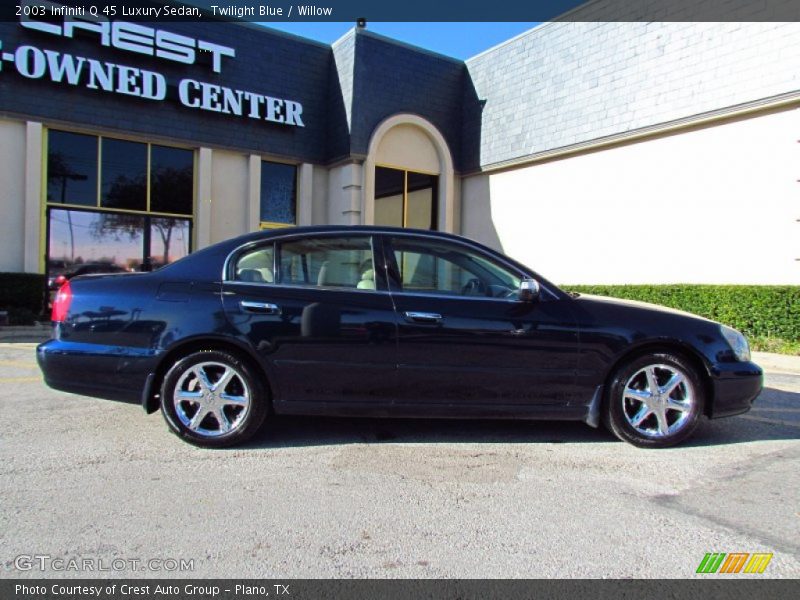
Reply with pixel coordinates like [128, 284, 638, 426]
[0, 325, 50, 344]
[751, 351, 800, 375]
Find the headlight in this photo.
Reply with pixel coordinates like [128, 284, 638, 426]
[720, 325, 751, 362]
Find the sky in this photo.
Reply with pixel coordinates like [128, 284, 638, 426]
[257, 22, 541, 60]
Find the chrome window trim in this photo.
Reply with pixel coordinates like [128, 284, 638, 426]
[221, 229, 559, 301]
[224, 280, 391, 295]
[382, 231, 559, 301]
[387, 290, 523, 304]
[223, 232, 381, 292]
[222, 280, 526, 304]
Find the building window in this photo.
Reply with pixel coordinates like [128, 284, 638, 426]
[45, 129, 194, 277]
[47, 131, 98, 207]
[260, 161, 297, 228]
[374, 165, 437, 230]
[101, 138, 147, 211]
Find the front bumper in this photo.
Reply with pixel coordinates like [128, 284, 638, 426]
[709, 360, 763, 418]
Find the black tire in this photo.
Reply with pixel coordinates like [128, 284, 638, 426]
[160, 350, 268, 448]
[603, 352, 705, 448]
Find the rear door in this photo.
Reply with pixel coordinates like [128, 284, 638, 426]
[221, 234, 398, 407]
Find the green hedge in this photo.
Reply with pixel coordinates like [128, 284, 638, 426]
[563, 285, 800, 341]
[0, 272, 47, 323]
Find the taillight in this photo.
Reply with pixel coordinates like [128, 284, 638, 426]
[51, 280, 72, 322]
[54, 275, 66, 286]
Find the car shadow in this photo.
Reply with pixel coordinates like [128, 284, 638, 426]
[238, 386, 800, 450]
[685, 386, 800, 448]
[241, 415, 614, 449]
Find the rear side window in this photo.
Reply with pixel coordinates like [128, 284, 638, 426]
[234, 245, 275, 283]
[278, 236, 375, 290]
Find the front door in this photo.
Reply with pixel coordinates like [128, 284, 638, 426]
[222, 234, 398, 408]
[383, 234, 580, 408]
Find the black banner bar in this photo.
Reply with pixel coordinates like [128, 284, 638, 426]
[4, 0, 800, 22]
[3, 580, 800, 600]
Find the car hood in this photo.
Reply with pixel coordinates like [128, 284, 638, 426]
[571, 293, 717, 325]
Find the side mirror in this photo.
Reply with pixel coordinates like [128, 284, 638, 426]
[519, 278, 540, 302]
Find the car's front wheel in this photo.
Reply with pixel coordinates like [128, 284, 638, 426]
[160, 350, 267, 448]
[604, 352, 705, 448]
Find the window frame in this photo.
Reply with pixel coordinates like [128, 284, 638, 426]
[381, 233, 537, 302]
[45, 205, 193, 274]
[43, 127, 196, 276]
[259, 160, 298, 229]
[226, 233, 388, 293]
[45, 128, 195, 219]
[374, 164, 438, 230]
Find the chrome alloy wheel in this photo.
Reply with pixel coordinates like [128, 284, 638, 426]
[173, 361, 251, 437]
[621, 363, 695, 439]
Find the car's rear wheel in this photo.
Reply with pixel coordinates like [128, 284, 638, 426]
[604, 352, 705, 448]
[160, 350, 267, 448]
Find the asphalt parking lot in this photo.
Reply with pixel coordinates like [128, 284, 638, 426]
[1, 342, 798, 578]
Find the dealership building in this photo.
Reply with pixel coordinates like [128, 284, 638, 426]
[1, 7, 798, 285]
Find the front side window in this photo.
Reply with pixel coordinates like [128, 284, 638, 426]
[278, 236, 375, 290]
[388, 237, 521, 298]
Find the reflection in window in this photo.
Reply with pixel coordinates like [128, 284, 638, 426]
[47, 131, 98, 206]
[374, 166, 437, 230]
[150, 217, 191, 269]
[48, 208, 144, 272]
[45, 130, 196, 283]
[375, 167, 404, 228]
[406, 172, 436, 230]
[150, 145, 194, 215]
[260, 161, 297, 226]
[48, 208, 192, 276]
[101, 138, 147, 211]
[279, 237, 373, 289]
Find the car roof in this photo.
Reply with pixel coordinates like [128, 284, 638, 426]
[159, 225, 566, 300]
[229, 225, 475, 245]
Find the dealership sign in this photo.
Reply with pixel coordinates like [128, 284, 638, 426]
[1, 2, 305, 127]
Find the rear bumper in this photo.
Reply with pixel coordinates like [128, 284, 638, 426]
[709, 361, 763, 419]
[37, 339, 155, 404]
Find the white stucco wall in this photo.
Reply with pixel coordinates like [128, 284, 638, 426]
[0, 119, 27, 272]
[461, 108, 800, 284]
[374, 124, 440, 174]
[210, 150, 249, 244]
[327, 162, 363, 225]
[311, 164, 329, 225]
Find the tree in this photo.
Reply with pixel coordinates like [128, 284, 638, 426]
[90, 166, 191, 268]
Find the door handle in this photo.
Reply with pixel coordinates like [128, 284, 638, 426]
[403, 311, 442, 324]
[240, 301, 281, 315]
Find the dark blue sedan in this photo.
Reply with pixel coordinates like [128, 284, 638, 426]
[37, 226, 763, 448]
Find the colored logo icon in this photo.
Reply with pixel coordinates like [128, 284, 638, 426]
[696, 553, 773, 574]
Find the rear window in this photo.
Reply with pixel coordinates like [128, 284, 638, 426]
[234, 245, 275, 284]
[278, 236, 375, 290]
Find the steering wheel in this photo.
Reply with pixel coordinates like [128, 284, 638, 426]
[461, 278, 487, 296]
